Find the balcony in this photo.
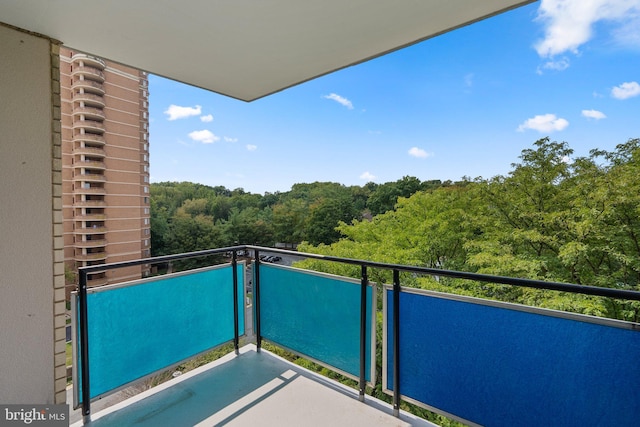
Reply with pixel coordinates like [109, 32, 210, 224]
[73, 119, 105, 134]
[73, 92, 105, 108]
[74, 239, 107, 248]
[72, 79, 105, 96]
[72, 66, 106, 83]
[74, 200, 107, 208]
[72, 53, 106, 70]
[74, 187, 106, 196]
[70, 246, 640, 427]
[86, 276, 109, 287]
[75, 213, 106, 221]
[73, 133, 106, 146]
[74, 106, 106, 121]
[76, 159, 106, 170]
[73, 146, 105, 157]
[76, 226, 107, 234]
[75, 252, 107, 261]
[74, 173, 106, 183]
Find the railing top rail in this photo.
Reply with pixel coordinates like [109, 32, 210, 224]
[77, 244, 640, 301]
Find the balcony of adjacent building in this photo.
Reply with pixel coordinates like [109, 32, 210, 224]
[74, 210, 106, 221]
[75, 157, 106, 170]
[74, 183, 106, 196]
[69, 246, 640, 427]
[73, 106, 106, 122]
[74, 248, 108, 262]
[72, 53, 106, 71]
[72, 78, 105, 96]
[76, 224, 107, 234]
[73, 118, 105, 134]
[73, 132, 106, 147]
[73, 91, 106, 109]
[74, 198, 107, 208]
[73, 146, 106, 158]
[74, 236, 107, 249]
[86, 273, 109, 288]
[74, 172, 106, 183]
[71, 66, 106, 84]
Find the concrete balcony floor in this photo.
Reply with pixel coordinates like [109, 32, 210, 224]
[71, 344, 435, 427]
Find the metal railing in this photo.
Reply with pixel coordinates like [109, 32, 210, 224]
[76, 245, 640, 422]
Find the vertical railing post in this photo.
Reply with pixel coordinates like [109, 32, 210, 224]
[359, 265, 368, 402]
[254, 249, 262, 352]
[392, 269, 401, 417]
[78, 269, 91, 422]
[232, 250, 239, 355]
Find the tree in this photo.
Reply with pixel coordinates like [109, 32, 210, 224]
[272, 198, 309, 244]
[367, 176, 427, 215]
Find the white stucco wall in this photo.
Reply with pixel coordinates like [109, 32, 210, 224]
[0, 24, 56, 403]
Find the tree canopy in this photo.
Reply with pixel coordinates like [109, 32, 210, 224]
[296, 138, 640, 321]
[150, 176, 444, 256]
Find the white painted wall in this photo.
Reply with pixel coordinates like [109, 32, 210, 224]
[0, 25, 55, 403]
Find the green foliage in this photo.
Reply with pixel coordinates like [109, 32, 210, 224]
[150, 139, 639, 318]
[297, 138, 640, 321]
[151, 178, 431, 254]
[367, 175, 433, 215]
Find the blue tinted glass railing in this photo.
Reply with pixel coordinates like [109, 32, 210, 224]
[73, 253, 245, 410]
[72, 245, 640, 425]
[257, 263, 375, 382]
[384, 288, 640, 427]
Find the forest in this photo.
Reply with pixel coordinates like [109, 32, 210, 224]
[151, 137, 640, 322]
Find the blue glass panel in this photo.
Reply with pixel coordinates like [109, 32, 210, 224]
[386, 289, 640, 427]
[78, 264, 244, 401]
[259, 264, 374, 380]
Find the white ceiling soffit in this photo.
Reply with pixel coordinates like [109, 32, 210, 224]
[1, 0, 534, 101]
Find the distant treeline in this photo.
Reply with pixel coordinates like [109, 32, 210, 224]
[151, 175, 461, 255]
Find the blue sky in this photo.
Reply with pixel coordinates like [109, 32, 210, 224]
[149, 0, 640, 194]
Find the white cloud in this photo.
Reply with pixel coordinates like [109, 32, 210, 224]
[582, 109, 607, 119]
[536, 57, 571, 74]
[224, 137, 238, 143]
[534, 0, 640, 58]
[360, 171, 376, 181]
[246, 144, 257, 151]
[188, 130, 219, 144]
[164, 104, 202, 120]
[612, 13, 640, 47]
[408, 147, 432, 159]
[323, 93, 354, 109]
[200, 114, 213, 122]
[517, 114, 569, 132]
[611, 81, 640, 99]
